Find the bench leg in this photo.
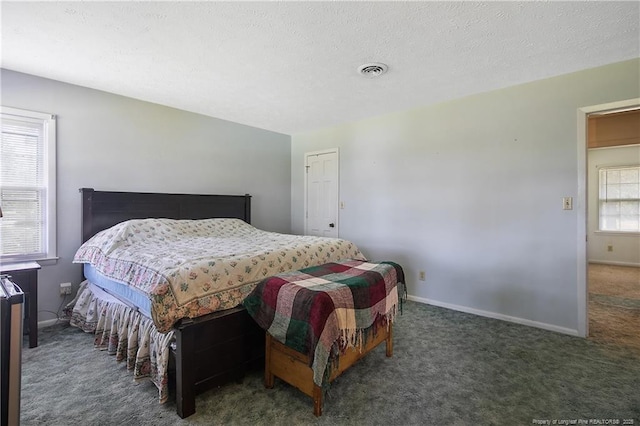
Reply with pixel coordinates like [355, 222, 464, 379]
[264, 333, 275, 388]
[386, 323, 393, 358]
[313, 384, 323, 416]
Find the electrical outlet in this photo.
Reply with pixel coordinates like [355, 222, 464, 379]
[419, 271, 426, 281]
[60, 282, 72, 296]
[607, 245, 613, 252]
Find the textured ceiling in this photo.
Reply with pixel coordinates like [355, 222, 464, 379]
[1, 1, 639, 135]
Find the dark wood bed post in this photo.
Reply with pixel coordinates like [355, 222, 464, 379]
[243, 194, 251, 224]
[80, 188, 94, 244]
[174, 324, 196, 418]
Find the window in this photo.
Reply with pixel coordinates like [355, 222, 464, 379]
[0, 106, 57, 261]
[598, 165, 640, 232]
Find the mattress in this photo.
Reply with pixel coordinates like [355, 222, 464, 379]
[83, 264, 151, 318]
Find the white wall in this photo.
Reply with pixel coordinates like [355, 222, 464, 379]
[1, 69, 292, 325]
[588, 145, 640, 266]
[291, 58, 640, 335]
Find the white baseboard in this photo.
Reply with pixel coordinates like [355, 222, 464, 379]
[406, 295, 580, 337]
[588, 260, 640, 268]
[38, 318, 69, 329]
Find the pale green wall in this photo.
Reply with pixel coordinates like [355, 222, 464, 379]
[291, 58, 640, 334]
[1, 68, 291, 324]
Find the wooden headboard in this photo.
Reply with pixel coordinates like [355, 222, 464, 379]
[80, 188, 251, 243]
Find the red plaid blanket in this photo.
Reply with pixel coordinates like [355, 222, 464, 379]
[243, 259, 404, 387]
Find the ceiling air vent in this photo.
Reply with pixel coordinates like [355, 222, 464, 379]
[357, 62, 388, 78]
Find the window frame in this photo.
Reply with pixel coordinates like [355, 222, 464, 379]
[1, 106, 57, 262]
[597, 164, 640, 234]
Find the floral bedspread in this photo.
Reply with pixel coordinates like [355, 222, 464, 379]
[73, 218, 365, 333]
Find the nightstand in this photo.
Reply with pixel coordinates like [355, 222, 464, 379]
[0, 262, 40, 348]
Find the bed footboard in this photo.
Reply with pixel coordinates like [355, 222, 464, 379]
[172, 307, 264, 418]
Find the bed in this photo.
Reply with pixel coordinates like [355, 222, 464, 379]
[67, 188, 365, 418]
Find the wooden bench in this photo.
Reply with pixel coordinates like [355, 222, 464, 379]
[243, 259, 404, 416]
[264, 323, 393, 416]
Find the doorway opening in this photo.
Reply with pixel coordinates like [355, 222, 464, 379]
[578, 99, 640, 351]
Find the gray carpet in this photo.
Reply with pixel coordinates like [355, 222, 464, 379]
[21, 301, 639, 425]
[588, 263, 640, 353]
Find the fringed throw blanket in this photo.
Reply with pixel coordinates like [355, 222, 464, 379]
[243, 259, 404, 387]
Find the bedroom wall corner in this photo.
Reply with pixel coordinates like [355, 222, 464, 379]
[1, 68, 292, 326]
[290, 58, 640, 335]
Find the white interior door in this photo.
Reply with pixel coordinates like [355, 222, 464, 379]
[305, 149, 339, 237]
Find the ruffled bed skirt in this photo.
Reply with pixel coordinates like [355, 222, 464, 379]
[65, 281, 174, 403]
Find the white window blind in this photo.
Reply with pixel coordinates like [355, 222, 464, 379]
[598, 165, 640, 232]
[0, 107, 56, 261]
